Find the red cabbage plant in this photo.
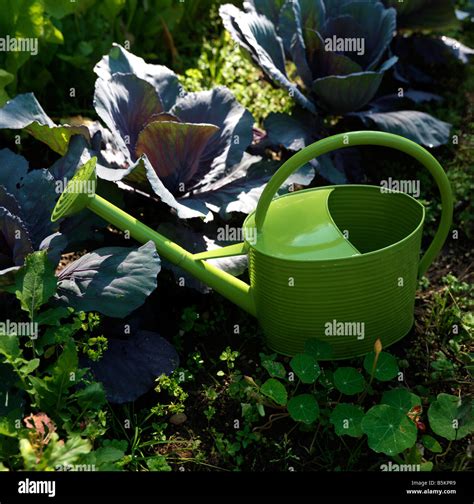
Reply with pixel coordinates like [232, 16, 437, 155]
[220, 0, 459, 183]
[0, 45, 313, 221]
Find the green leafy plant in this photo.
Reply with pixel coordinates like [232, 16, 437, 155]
[333, 367, 366, 396]
[428, 393, 474, 441]
[218, 346, 240, 376]
[240, 338, 473, 462]
[0, 251, 117, 470]
[180, 31, 293, 125]
[287, 394, 319, 425]
[361, 404, 418, 455]
[20, 412, 92, 471]
[0, 0, 71, 101]
[261, 378, 288, 407]
[2, 0, 227, 112]
[153, 371, 189, 416]
[330, 404, 364, 438]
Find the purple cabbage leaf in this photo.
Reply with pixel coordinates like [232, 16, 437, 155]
[0, 149, 62, 284]
[383, 0, 459, 31]
[83, 329, 179, 404]
[55, 241, 161, 319]
[92, 45, 267, 220]
[0, 93, 90, 155]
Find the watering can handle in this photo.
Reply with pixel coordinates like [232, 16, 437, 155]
[255, 131, 453, 277]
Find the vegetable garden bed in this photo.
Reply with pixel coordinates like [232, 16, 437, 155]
[0, 0, 472, 491]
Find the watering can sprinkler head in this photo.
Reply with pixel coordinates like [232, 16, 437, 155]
[51, 157, 98, 222]
[51, 131, 453, 359]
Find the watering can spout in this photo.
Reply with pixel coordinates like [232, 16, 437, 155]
[50, 158, 256, 317]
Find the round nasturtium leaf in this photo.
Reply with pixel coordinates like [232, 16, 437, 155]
[260, 378, 288, 406]
[287, 394, 320, 424]
[361, 404, 417, 455]
[333, 367, 366, 395]
[381, 388, 421, 414]
[427, 393, 474, 441]
[330, 403, 364, 437]
[363, 351, 399, 381]
[290, 354, 320, 384]
[304, 339, 333, 360]
[421, 435, 442, 453]
[262, 360, 287, 379]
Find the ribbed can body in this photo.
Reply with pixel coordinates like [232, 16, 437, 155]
[245, 186, 425, 359]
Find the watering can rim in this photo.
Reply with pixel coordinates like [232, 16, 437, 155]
[241, 184, 426, 263]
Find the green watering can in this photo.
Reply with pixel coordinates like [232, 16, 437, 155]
[51, 131, 453, 359]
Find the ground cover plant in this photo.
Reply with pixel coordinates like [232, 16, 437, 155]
[0, 0, 472, 480]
